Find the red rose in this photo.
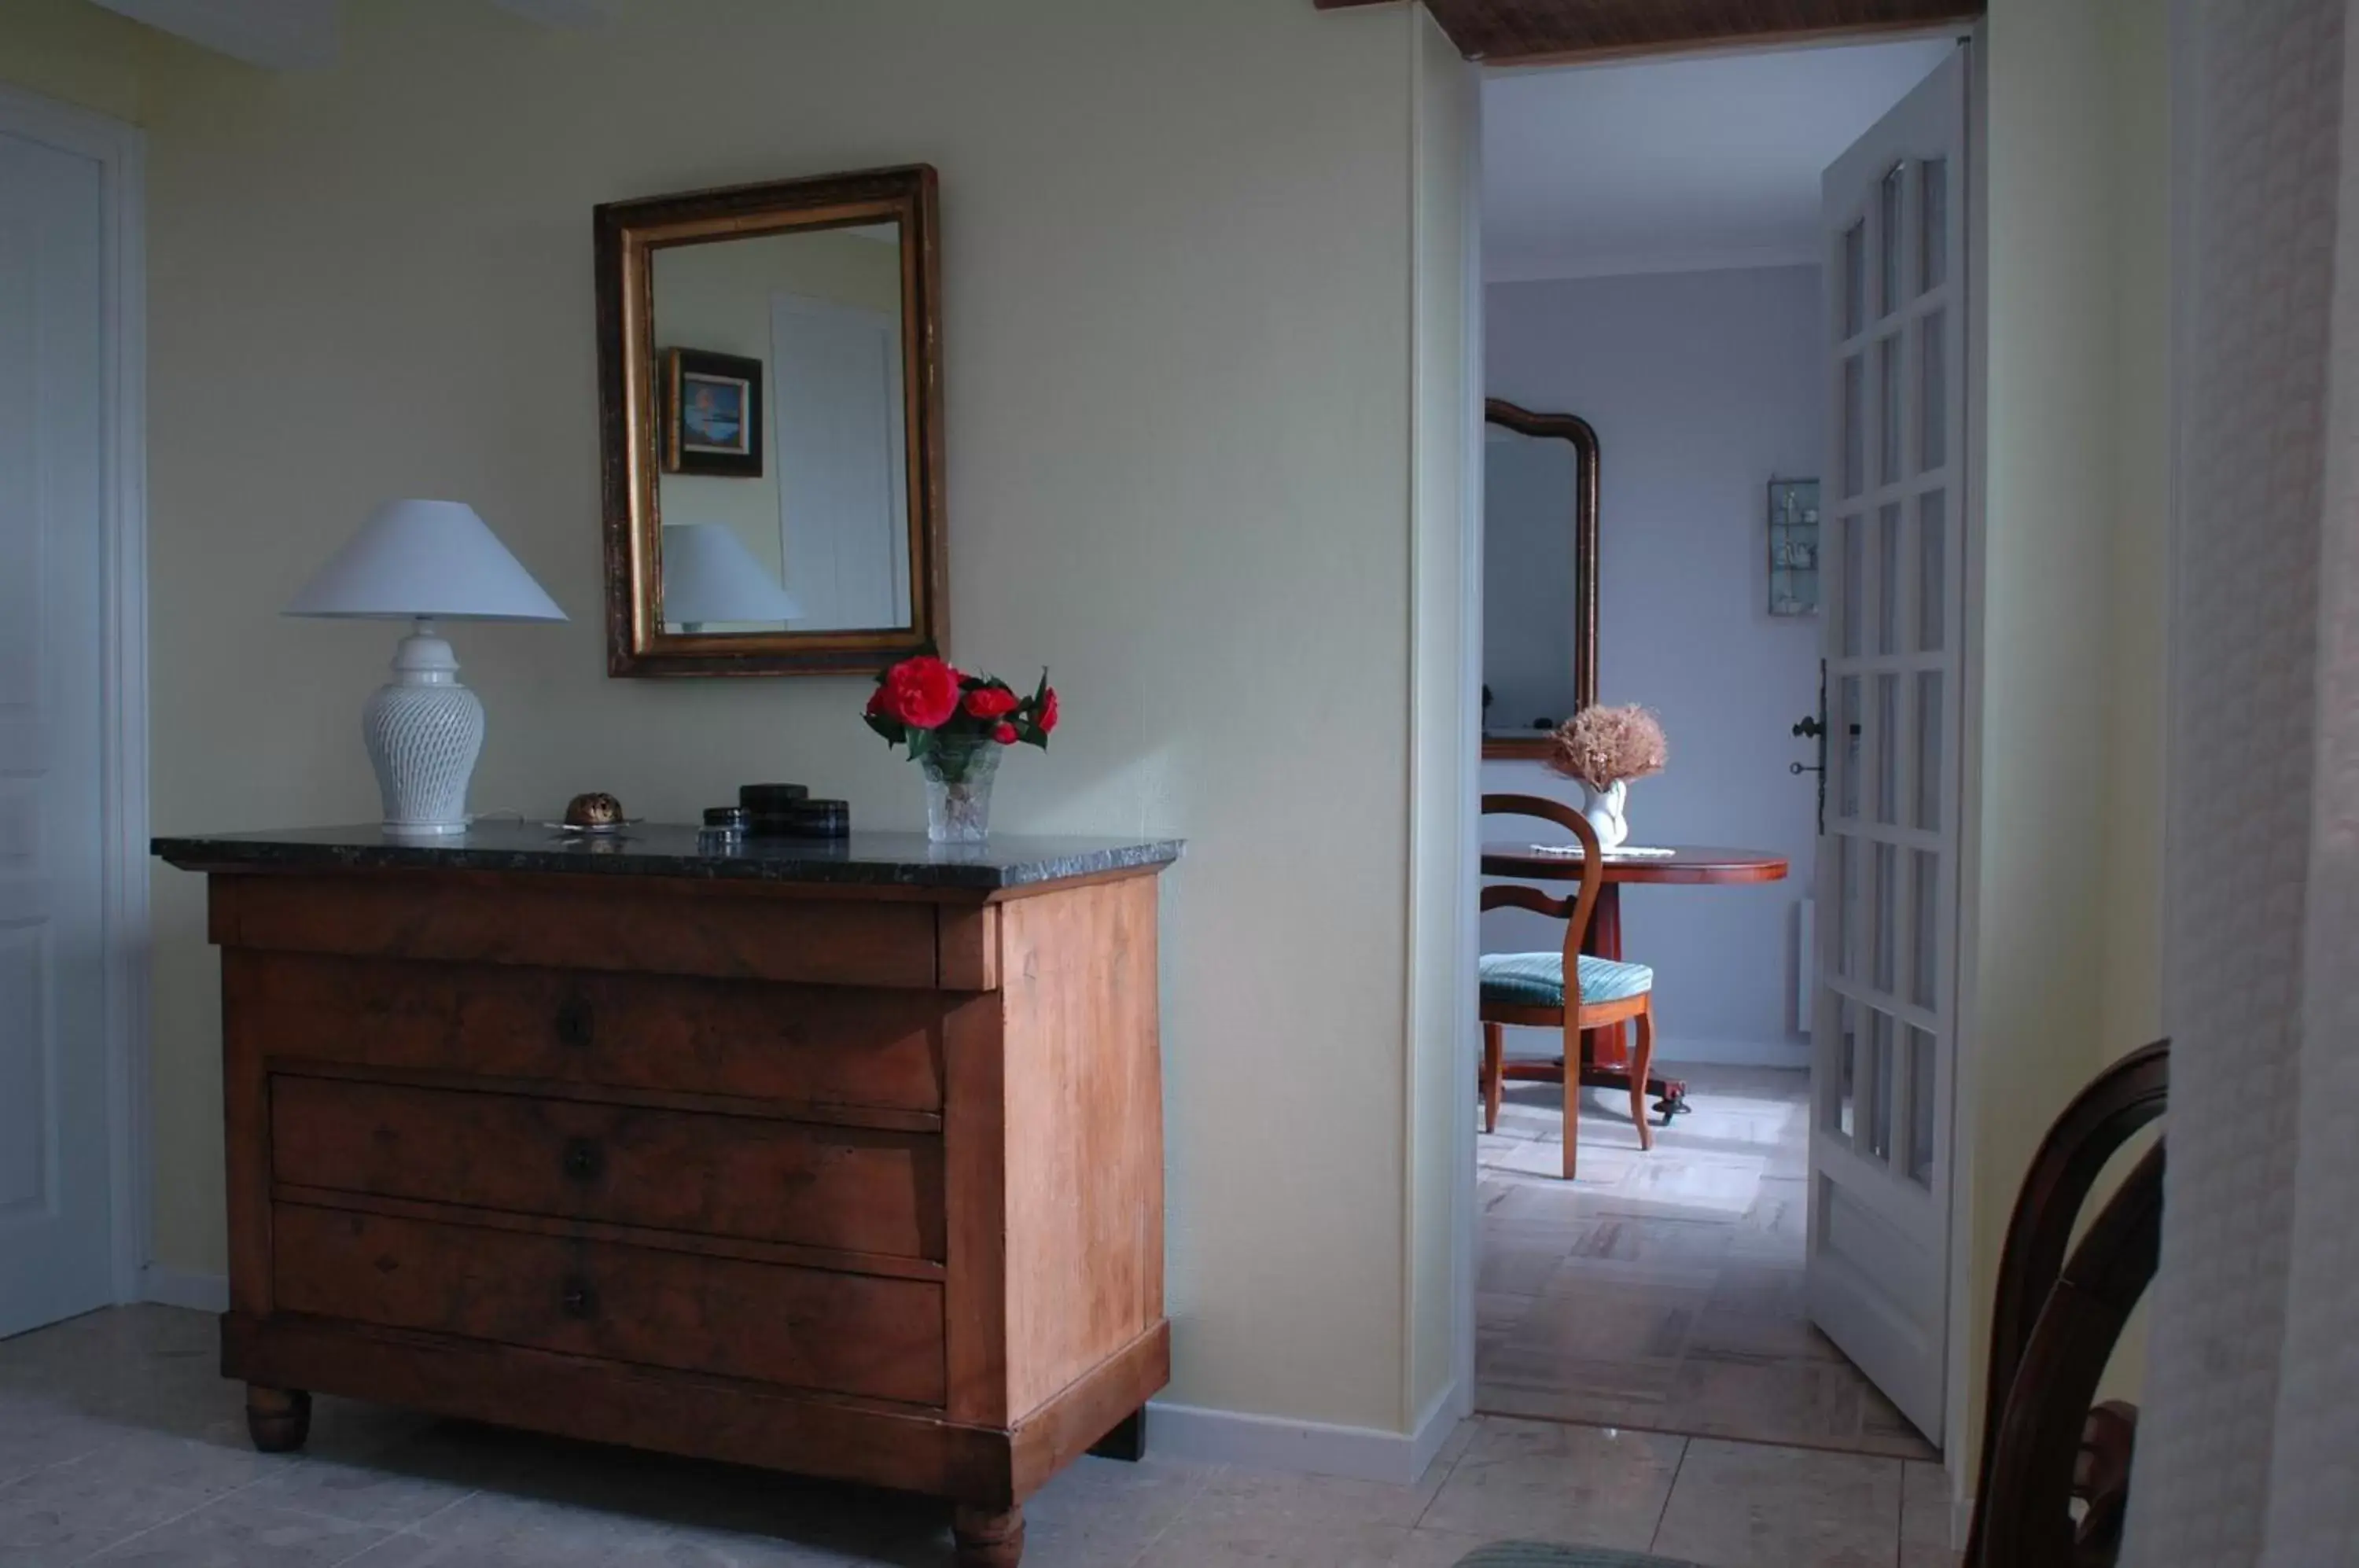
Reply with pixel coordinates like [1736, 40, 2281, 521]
[964, 686, 1018, 720]
[1036, 687, 1059, 735]
[878, 656, 963, 729]
[864, 686, 891, 718]
[992, 722, 1018, 745]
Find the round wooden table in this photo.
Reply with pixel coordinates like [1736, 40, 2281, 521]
[1480, 842, 1790, 1117]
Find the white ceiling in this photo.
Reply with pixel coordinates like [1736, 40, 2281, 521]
[1482, 38, 1960, 285]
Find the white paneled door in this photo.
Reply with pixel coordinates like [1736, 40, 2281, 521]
[1809, 44, 1968, 1444]
[0, 109, 116, 1337]
[771, 292, 910, 632]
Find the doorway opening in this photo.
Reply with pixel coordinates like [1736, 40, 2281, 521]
[1469, 33, 1971, 1464]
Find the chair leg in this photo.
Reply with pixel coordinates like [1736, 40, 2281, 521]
[1629, 998, 1657, 1153]
[1481, 1022, 1504, 1135]
[1561, 1042, 1580, 1181]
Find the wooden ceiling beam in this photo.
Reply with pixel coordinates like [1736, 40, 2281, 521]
[1314, 0, 1982, 64]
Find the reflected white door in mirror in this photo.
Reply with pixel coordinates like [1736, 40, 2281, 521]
[283, 499, 566, 835]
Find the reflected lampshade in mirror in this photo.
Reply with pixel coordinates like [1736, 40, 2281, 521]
[660, 522, 804, 632]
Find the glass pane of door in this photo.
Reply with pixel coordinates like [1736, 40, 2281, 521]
[1842, 220, 1865, 338]
[1879, 334, 1902, 485]
[1878, 164, 1904, 318]
[1916, 671, 1943, 829]
[1917, 490, 1946, 651]
[1907, 1026, 1937, 1187]
[1919, 310, 1947, 471]
[1868, 1010, 1895, 1164]
[1919, 158, 1948, 294]
[1838, 675, 1862, 817]
[1877, 503, 1901, 653]
[1842, 355, 1865, 497]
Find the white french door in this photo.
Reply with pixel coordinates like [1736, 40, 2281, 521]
[0, 94, 127, 1338]
[1808, 44, 1968, 1444]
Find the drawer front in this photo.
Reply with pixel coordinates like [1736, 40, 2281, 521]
[272, 1204, 946, 1406]
[227, 952, 951, 1113]
[212, 872, 940, 988]
[272, 1077, 944, 1261]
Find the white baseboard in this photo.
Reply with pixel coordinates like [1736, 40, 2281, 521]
[1146, 1380, 1462, 1485]
[139, 1264, 227, 1313]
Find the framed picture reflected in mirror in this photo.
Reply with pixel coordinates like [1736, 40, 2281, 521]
[661, 348, 764, 477]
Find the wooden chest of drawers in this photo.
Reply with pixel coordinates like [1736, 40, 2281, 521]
[159, 827, 1180, 1568]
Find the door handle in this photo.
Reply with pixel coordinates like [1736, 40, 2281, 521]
[1791, 710, 1825, 775]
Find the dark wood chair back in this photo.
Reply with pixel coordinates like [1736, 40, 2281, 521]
[1964, 1038, 2169, 1568]
[1479, 793, 1603, 955]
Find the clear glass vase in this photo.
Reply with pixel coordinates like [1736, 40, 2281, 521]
[919, 739, 1001, 844]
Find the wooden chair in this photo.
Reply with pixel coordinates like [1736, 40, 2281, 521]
[1963, 1038, 2168, 1568]
[1479, 793, 1657, 1180]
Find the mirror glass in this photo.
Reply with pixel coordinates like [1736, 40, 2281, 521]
[1484, 426, 1581, 738]
[650, 223, 910, 636]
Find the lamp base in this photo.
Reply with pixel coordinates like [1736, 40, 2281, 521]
[362, 623, 484, 836]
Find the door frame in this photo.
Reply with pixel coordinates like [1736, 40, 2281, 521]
[0, 84, 150, 1311]
[1451, 28, 1988, 1470]
[1940, 16, 1989, 1481]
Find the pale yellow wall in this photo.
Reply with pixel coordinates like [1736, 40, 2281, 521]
[1963, 0, 2170, 1478]
[653, 227, 902, 591]
[0, 0, 1473, 1435]
[1407, 3, 1478, 1425]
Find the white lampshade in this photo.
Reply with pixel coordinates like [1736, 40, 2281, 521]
[661, 523, 804, 627]
[285, 499, 566, 622]
[283, 499, 564, 839]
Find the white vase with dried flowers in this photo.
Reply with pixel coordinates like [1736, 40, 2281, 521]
[1546, 705, 1669, 852]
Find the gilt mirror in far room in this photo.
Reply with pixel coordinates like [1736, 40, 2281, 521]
[596, 165, 945, 675]
[1481, 398, 1598, 759]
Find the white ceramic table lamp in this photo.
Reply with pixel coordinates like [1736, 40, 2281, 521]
[285, 499, 566, 836]
[661, 522, 804, 631]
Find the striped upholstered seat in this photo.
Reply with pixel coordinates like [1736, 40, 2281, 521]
[1479, 951, 1654, 1010]
[1450, 1544, 1702, 1567]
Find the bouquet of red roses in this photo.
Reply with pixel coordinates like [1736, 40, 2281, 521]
[863, 655, 1059, 767]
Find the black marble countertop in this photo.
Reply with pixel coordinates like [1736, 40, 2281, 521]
[153, 822, 1184, 892]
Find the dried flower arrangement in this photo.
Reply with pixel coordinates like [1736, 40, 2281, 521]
[1547, 705, 1669, 792]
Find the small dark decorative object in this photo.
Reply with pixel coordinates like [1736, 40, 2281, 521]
[661, 347, 764, 477]
[740, 782, 812, 837]
[564, 792, 624, 827]
[771, 798, 849, 839]
[697, 805, 749, 854]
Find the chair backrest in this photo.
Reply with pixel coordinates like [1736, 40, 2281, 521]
[1963, 1038, 2169, 1568]
[1479, 793, 1605, 959]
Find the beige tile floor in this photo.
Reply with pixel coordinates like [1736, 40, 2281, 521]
[1, 1305, 1950, 1567]
[1478, 1063, 1938, 1464]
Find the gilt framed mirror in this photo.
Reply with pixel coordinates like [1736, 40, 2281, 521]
[1481, 398, 1598, 760]
[596, 165, 945, 676]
